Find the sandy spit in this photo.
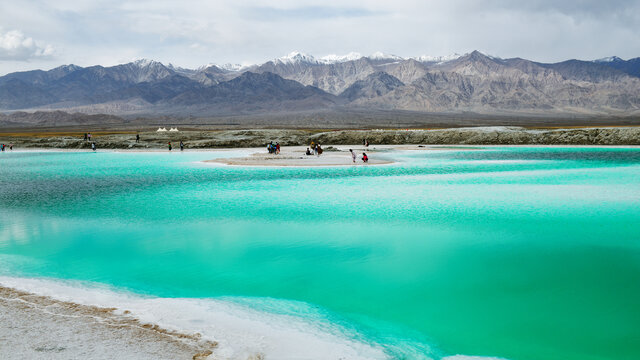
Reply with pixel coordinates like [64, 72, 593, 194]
[204, 146, 395, 167]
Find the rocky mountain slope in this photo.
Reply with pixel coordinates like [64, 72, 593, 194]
[1, 51, 639, 118]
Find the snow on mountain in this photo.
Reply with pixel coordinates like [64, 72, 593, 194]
[414, 53, 464, 63]
[594, 56, 623, 63]
[274, 51, 320, 65]
[133, 58, 162, 68]
[318, 52, 364, 64]
[219, 63, 253, 72]
[167, 63, 197, 75]
[369, 52, 404, 61]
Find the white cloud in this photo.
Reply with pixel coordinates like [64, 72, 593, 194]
[0, 29, 54, 61]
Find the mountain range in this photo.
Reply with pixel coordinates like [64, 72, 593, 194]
[1, 51, 639, 118]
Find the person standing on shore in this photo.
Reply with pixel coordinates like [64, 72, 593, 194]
[136, 134, 140, 143]
[91, 142, 96, 151]
[276, 142, 280, 154]
[180, 140, 184, 151]
[88, 133, 92, 142]
[168, 142, 172, 151]
[362, 152, 368, 163]
[350, 149, 356, 163]
[84, 133, 88, 141]
[9, 144, 13, 150]
[314, 144, 318, 156]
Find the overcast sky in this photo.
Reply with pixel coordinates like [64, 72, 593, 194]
[1, 0, 639, 74]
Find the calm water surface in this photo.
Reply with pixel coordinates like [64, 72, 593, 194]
[1, 147, 639, 360]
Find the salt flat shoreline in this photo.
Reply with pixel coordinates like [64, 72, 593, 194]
[0, 277, 389, 360]
[1, 126, 639, 150]
[0, 285, 217, 360]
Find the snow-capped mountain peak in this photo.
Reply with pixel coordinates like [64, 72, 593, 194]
[275, 51, 319, 65]
[133, 58, 162, 68]
[369, 52, 404, 61]
[594, 56, 623, 63]
[318, 52, 363, 64]
[414, 53, 464, 63]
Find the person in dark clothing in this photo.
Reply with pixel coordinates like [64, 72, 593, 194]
[84, 133, 88, 141]
[180, 140, 184, 151]
[91, 142, 96, 151]
[136, 134, 140, 143]
[168, 142, 172, 151]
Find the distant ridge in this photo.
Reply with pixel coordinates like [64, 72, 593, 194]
[1, 51, 639, 118]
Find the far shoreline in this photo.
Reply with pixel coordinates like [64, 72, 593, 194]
[1, 127, 640, 151]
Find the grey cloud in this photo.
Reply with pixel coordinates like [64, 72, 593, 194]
[477, 0, 640, 18]
[244, 6, 382, 21]
[1, 0, 639, 74]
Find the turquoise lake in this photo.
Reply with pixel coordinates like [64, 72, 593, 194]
[1, 147, 639, 360]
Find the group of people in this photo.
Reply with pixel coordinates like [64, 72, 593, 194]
[306, 142, 323, 156]
[168, 141, 185, 151]
[350, 149, 368, 163]
[82, 133, 97, 151]
[1, 143, 13, 151]
[267, 142, 280, 154]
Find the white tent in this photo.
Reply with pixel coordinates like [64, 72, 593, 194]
[156, 127, 167, 132]
[169, 127, 179, 132]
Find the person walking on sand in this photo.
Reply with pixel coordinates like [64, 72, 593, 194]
[9, 144, 13, 150]
[84, 133, 88, 141]
[350, 149, 356, 163]
[136, 134, 140, 143]
[168, 142, 172, 151]
[88, 133, 92, 142]
[276, 142, 280, 154]
[362, 152, 368, 163]
[91, 142, 96, 151]
[314, 144, 318, 156]
[180, 140, 184, 151]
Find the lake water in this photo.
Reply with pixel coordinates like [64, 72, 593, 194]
[1, 147, 639, 360]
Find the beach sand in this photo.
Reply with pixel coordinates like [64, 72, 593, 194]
[0, 286, 217, 360]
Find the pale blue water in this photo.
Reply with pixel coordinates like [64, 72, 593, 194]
[1, 147, 639, 359]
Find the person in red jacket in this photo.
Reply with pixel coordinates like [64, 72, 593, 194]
[362, 153, 368, 163]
